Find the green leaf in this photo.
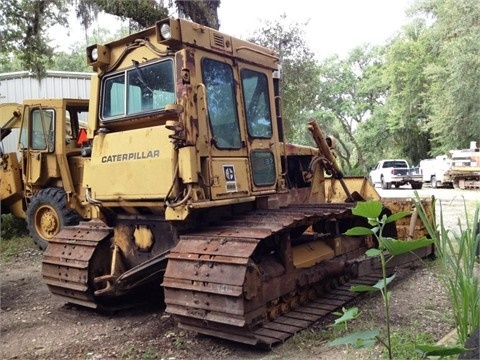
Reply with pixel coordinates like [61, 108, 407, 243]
[379, 237, 434, 256]
[415, 344, 466, 356]
[353, 338, 377, 349]
[366, 248, 381, 257]
[345, 227, 374, 236]
[352, 201, 383, 219]
[385, 211, 412, 224]
[350, 284, 379, 293]
[328, 329, 380, 347]
[373, 274, 396, 290]
[332, 307, 360, 325]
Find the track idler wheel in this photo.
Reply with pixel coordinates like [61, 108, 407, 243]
[268, 306, 280, 321]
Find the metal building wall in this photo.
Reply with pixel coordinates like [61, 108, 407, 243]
[0, 71, 92, 154]
[0, 70, 92, 103]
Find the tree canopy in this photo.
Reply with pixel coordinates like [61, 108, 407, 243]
[0, 0, 220, 77]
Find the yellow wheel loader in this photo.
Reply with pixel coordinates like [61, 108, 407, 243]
[0, 99, 91, 249]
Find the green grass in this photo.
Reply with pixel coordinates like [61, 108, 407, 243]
[379, 329, 436, 360]
[120, 346, 158, 360]
[414, 193, 480, 351]
[0, 235, 36, 261]
[1, 214, 29, 239]
[1, 213, 33, 261]
[290, 327, 327, 350]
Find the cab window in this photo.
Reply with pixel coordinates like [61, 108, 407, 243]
[241, 69, 272, 139]
[101, 60, 175, 121]
[29, 109, 55, 151]
[201, 58, 241, 149]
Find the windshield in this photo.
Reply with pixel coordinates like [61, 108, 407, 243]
[101, 60, 175, 122]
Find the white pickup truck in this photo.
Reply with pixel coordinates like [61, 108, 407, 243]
[369, 159, 423, 189]
[419, 155, 453, 188]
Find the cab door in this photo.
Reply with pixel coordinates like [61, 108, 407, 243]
[239, 67, 279, 194]
[20, 107, 56, 186]
[200, 57, 251, 200]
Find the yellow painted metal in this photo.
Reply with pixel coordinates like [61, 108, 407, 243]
[133, 226, 154, 250]
[83, 126, 176, 201]
[0, 153, 25, 218]
[292, 241, 335, 269]
[87, 76, 99, 139]
[178, 146, 198, 183]
[326, 176, 381, 203]
[209, 158, 251, 200]
[0, 103, 22, 130]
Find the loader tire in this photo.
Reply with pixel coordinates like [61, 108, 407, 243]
[26, 187, 81, 250]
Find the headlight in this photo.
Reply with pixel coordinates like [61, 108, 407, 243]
[91, 47, 98, 61]
[160, 23, 172, 40]
[86, 44, 110, 67]
[155, 19, 181, 47]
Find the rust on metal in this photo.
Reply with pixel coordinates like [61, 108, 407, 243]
[42, 220, 113, 309]
[41, 201, 433, 347]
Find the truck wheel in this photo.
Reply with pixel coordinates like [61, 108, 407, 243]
[26, 187, 81, 250]
[381, 176, 391, 190]
[368, 176, 375, 187]
[431, 176, 437, 188]
[411, 182, 423, 190]
[453, 179, 461, 189]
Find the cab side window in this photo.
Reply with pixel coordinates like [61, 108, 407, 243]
[241, 69, 272, 139]
[201, 58, 241, 149]
[31, 109, 55, 152]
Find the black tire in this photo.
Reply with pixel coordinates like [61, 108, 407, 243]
[431, 176, 437, 188]
[411, 182, 423, 190]
[453, 179, 462, 189]
[26, 187, 81, 250]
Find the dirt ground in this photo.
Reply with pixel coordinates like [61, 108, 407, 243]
[1, 190, 477, 360]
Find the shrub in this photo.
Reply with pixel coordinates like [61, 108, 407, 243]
[1, 214, 29, 240]
[414, 193, 480, 345]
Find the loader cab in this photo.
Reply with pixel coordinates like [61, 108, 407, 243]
[18, 99, 89, 190]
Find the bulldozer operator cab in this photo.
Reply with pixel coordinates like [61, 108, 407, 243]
[85, 18, 288, 220]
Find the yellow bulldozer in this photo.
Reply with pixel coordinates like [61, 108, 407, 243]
[39, 18, 435, 347]
[0, 99, 92, 249]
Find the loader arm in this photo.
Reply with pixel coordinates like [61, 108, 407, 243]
[0, 103, 23, 143]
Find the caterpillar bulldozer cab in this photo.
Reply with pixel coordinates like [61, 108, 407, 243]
[41, 18, 434, 347]
[0, 99, 91, 249]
